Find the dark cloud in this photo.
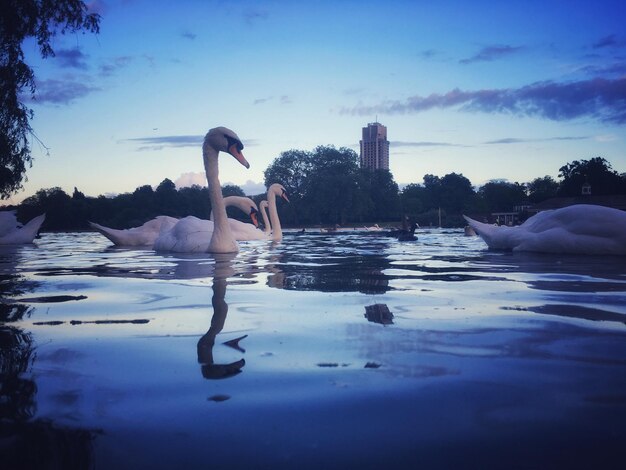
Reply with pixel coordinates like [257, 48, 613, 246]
[86, 0, 107, 15]
[123, 135, 204, 151]
[124, 135, 260, 151]
[99, 56, 133, 76]
[243, 8, 268, 24]
[593, 34, 619, 49]
[340, 77, 626, 124]
[30, 78, 100, 104]
[484, 136, 589, 144]
[579, 61, 626, 77]
[460, 45, 524, 64]
[55, 48, 89, 69]
[420, 49, 439, 59]
[181, 30, 197, 40]
[391, 141, 463, 148]
[253, 95, 292, 105]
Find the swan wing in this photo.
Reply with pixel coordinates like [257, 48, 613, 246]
[0, 214, 46, 244]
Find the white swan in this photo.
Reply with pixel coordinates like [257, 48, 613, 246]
[464, 204, 626, 255]
[259, 200, 271, 235]
[0, 211, 46, 245]
[91, 196, 258, 247]
[153, 127, 249, 253]
[90, 216, 179, 247]
[210, 196, 260, 240]
[226, 184, 289, 241]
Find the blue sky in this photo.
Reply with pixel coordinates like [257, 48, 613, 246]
[7, 0, 626, 204]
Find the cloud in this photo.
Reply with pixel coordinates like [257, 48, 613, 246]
[86, 0, 107, 15]
[124, 135, 260, 151]
[484, 136, 589, 144]
[55, 48, 89, 69]
[232, 180, 267, 196]
[253, 95, 292, 105]
[124, 135, 204, 151]
[460, 45, 524, 64]
[243, 8, 268, 24]
[175, 175, 266, 196]
[340, 77, 626, 124]
[99, 56, 133, 76]
[30, 78, 100, 104]
[175, 172, 206, 188]
[390, 141, 463, 148]
[593, 34, 619, 49]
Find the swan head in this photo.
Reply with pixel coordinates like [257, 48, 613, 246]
[204, 127, 250, 169]
[249, 206, 259, 227]
[269, 183, 290, 203]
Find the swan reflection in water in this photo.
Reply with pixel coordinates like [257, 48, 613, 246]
[197, 253, 246, 379]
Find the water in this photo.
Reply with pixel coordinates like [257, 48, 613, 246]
[1, 230, 625, 469]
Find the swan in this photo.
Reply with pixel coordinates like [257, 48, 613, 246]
[0, 211, 46, 244]
[464, 204, 626, 255]
[90, 196, 258, 247]
[210, 196, 260, 240]
[153, 127, 249, 253]
[90, 216, 179, 247]
[259, 200, 271, 235]
[225, 183, 289, 241]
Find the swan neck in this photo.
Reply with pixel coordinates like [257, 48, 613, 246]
[268, 191, 282, 240]
[204, 148, 237, 252]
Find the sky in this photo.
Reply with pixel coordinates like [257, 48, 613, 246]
[5, 0, 626, 204]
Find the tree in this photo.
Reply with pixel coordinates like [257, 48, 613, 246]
[0, 1, 100, 199]
[358, 169, 400, 221]
[526, 176, 558, 203]
[558, 157, 626, 196]
[478, 180, 527, 212]
[264, 149, 314, 225]
[304, 146, 361, 224]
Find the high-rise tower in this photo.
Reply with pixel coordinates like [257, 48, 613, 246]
[359, 122, 389, 170]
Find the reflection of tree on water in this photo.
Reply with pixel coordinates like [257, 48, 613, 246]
[265, 235, 392, 294]
[1, 250, 97, 468]
[197, 254, 245, 379]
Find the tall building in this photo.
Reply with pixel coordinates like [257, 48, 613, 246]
[359, 122, 389, 170]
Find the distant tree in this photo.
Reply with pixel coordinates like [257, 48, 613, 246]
[0, 1, 100, 199]
[526, 176, 559, 203]
[478, 180, 527, 212]
[400, 183, 425, 216]
[304, 146, 360, 224]
[358, 169, 400, 221]
[264, 149, 314, 225]
[221, 184, 245, 197]
[19, 187, 72, 230]
[438, 173, 475, 213]
[558, 157, 626, 196]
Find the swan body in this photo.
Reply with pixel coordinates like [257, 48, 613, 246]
[0, 212, 46, 244]
[154, 127, 249, 253]
[90, 216, 178, 247]
[464, 204, 626, 255]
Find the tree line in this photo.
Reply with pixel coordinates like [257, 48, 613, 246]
[5, 149, 625, 231]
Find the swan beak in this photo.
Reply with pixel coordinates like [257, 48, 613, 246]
[250, 208, 259, 227]
[228, 144, 250, 169]
[281, 190, 290, 203]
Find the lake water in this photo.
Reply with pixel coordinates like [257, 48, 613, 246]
[1, 229, 625, 469]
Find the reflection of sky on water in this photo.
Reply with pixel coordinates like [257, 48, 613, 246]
[1, 230, 625, 468]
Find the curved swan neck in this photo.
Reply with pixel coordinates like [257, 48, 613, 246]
[203, 148, 238, 253]
[260, 202, 271, 234]
[268, 190, 282, 241]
